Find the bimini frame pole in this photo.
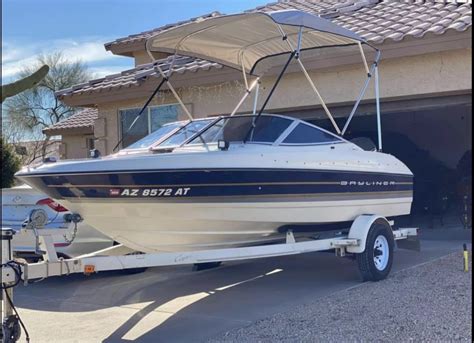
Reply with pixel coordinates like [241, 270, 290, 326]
[252, 80, 260, 115]
[277, 25, 342, 135]
[375, 61, 382, 151]
[341, 49, 381, 136]
[257, 51, 296, 117]
[113, 53, 194, 151]
[297, 60, 341, 135]
[243, 51, 295, 142]
[230, 77, 260, 116]
[113, 77, 168, 151]
[147, 51, 260, 119]
[146, 51, 194, 121]
[358, 42, 371, 76]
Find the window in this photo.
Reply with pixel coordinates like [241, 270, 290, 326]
[250, 116, 291, 142]
[282, 123, 341, 144]
[188, 115, 292, 145]
[119, 104, 179, 148]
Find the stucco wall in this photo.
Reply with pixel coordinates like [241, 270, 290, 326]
[61, 135, 93, 159]
[90, 48, 471, 156]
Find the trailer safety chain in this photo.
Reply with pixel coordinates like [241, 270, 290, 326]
[63, 222, 78, 245]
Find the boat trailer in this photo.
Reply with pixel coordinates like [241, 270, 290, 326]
[1, 212, 418, 342]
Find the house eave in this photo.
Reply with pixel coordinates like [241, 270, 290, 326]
[43, 126, 95, 137]
[104, 40, 145, 57]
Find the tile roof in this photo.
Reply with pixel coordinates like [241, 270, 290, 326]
[57, 0, 471, 100]
[104, 11, 222, 53]
[106, 0, 472, 51]
[43, 108, 98, 134]
[260, 0, 472, 44]
[55, 56, 223, 99]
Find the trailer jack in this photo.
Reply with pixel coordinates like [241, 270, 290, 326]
[1, 229, 30, 343]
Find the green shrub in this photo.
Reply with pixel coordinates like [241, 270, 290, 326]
[1, 137, 21, 188]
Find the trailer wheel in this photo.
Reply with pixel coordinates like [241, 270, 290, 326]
[356, 219, 394, 282]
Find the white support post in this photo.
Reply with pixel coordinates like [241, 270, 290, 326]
[341, 64, 375, 136]
[358, 42, 370, 76]
[241, 59, 249, 91]
[230, 77, 260, 116]
[342, 50, 381, 136]
[38, 234, 60, 262]
[296, 26, 303, 56]
[297, 59, 342, 135]
[252, 81, 260, 115]
[375, 63, 382, 151]
[276, 23, 341, 135]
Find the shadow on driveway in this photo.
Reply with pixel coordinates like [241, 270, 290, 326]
[14, 238, 467, 342]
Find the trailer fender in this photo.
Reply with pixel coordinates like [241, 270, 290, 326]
[346, 215, 391, 254]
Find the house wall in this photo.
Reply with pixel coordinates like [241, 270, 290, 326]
[90, 48, 471, 156]
[61, 134, 94, 159]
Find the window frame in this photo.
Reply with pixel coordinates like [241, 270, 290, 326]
[118, 103, 180, 149]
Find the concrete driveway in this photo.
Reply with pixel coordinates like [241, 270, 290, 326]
[11, 235, 469, 342]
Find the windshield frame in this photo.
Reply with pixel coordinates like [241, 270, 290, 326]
[184, 113, 349, 147]
[150, 117, 220, 151]
[119, 120, 188, 153]
[185, 114, 295, 146]
[277, 121, 346, 146]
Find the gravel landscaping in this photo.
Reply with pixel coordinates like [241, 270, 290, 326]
[210, 250, 472, 342]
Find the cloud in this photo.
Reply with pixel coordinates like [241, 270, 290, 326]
[2, 38, 127, 80]
[89, 66, 129, 78]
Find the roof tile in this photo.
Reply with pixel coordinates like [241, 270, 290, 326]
[43, 108, 98, 133]
[57, 0, 472, 100]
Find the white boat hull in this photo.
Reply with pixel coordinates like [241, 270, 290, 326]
[16, 140, 414, 253]
[62, 195, 412, 252]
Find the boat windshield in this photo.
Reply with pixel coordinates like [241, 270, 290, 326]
[124, 122, 184, 150]
[158, 119, 213, 147]
[187, 115, 292, 145]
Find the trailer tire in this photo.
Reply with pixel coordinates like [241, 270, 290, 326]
[356, 219, 394, 282]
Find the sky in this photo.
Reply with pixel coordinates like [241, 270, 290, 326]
[2, 0, 269, 82]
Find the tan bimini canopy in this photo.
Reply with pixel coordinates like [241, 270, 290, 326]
[146, 10, 368, 75]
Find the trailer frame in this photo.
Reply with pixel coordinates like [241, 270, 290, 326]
[1, 214, 418, 342]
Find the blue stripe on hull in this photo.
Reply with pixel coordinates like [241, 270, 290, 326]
[22, 168, 413, 199]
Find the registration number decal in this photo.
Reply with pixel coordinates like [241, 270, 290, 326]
[110, 188, 191, 197]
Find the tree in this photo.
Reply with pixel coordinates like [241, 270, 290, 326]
[1, 137, 21, 188]
[3, 52, 91, 163]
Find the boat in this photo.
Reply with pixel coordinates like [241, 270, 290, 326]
[15, 10, 414, 253]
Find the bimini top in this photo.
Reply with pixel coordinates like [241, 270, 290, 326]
[146, 10, 367, 75]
